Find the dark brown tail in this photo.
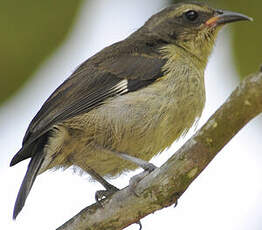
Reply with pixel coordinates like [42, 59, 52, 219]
[12, 149, 45, 219]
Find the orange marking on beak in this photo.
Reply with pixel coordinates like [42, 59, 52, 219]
[205, 16, 219, 26]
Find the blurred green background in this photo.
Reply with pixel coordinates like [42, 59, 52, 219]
[0, 0, 82, 104]
[0, 0, 261, 104]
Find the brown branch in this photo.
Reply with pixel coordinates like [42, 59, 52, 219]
[57, 68, 262, 230]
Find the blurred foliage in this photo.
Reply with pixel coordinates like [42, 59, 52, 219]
[219, 0, 262, 79]
[172, 0, 262, 79]
[0, 0, 82, 104]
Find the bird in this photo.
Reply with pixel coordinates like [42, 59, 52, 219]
[10, 1, 251, 219]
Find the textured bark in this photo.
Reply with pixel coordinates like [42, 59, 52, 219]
[57, 68, 262, 230]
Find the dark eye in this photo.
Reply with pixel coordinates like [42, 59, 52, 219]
[184, 10, 199, 21]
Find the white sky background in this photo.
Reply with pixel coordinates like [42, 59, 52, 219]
[1, 0, 262, 229]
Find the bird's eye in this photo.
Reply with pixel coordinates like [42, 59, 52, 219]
[184, 10, 199, 22]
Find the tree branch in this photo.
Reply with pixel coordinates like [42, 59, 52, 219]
[57, 68, 262, 230]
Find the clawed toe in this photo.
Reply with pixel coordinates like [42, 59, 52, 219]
[173, 199, 178, 208]
[142, 162, 157, 172]
[137, 220, 142, 230]
[95, 186, 119, 207]
[129, 166, 158, 197]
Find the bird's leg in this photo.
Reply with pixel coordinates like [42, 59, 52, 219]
[111, 151, 158, 196]
[111, 151, 157, 172]
[86, 167, 119, 206]
[87, 167, 143, 229]
[95, 145, 157, 196]
[95, 145, 157, 172]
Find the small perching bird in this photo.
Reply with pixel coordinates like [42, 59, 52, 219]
[10, 2, 251, 220]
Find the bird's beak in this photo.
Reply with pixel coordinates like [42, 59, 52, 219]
[205, 10, 253, 27]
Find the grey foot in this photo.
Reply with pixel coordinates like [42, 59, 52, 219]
[141, 162, 157, 172]
[129, 165, 158, 197]
[95, 184, 119, 207]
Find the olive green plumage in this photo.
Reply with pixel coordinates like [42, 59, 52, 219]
[10, 1, 251, 219]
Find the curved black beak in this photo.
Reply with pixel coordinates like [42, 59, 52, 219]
[206, 10, 253, 27]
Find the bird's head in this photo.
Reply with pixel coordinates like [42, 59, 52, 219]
[144, 2, 252, 64]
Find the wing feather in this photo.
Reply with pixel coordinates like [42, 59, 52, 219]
[11, 38, 167, 165]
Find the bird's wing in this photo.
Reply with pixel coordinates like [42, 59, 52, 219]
[10, 41, 167, 165]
